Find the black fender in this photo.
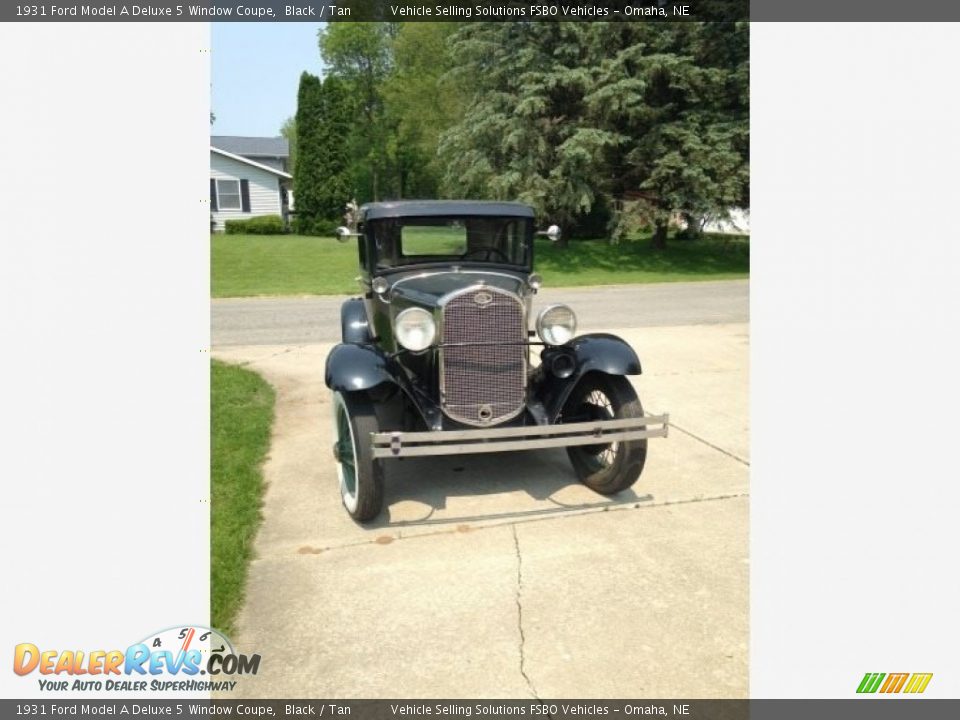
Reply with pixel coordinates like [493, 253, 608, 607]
[325, 343, 437, 429]
[340, 298, 372, 344]
[325, 343, 394, 393]
[536, 333, 642, 422]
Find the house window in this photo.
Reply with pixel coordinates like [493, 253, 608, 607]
[216, 179, 241, 210]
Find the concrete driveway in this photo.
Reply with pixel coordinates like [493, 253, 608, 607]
[212, 293, 748, 697]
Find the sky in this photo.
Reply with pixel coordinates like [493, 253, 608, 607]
[211, 23, 325, 137]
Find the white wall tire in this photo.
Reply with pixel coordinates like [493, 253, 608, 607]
[331, 390, 384, 522]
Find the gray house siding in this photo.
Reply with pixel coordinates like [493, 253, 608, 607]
[210, 151, 285, 231]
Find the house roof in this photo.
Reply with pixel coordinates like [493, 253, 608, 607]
[210, 147, 292, 179]
[210, 135, 289, 158]
[361, 200, 535, 221]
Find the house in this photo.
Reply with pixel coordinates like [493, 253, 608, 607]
[211, 135, 290, 172]
[210, 136, 292, 232]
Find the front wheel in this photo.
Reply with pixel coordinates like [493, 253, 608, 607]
[332, 391, 384, 522]
[561, 374, 647, 495]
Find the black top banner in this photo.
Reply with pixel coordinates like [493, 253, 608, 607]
[5, 0, 955, 22]
[7, 1, 747, 22]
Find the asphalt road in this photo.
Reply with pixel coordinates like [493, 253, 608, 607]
[211, 279, 749, 347]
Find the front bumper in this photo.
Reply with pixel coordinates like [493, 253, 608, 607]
[371, 414, 669, 459]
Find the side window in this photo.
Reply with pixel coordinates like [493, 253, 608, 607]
[503, 220, 525, 262]
[374, 220, 401, 268]
[505, 221, 516, 256]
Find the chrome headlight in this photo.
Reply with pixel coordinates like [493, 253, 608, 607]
[537, 304, 577, 346]
[395, 307, 436, 352]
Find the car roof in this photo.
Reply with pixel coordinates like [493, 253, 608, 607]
[361, 200, 535, 221]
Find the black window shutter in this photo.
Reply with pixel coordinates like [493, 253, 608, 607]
[240, 179, 251, 212]
[210, 179, 218, 211]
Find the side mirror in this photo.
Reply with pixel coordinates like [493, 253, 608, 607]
[538, 224, 562, 242]
[335, 226, 358, 243]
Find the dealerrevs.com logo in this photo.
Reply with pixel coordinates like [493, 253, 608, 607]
[857, 672, 933, 694]
[13, 626, 260, 692]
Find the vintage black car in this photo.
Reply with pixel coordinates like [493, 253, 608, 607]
[324, 200, 668, 521]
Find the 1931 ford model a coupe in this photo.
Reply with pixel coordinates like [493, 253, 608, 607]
[325, 200, 669, 521]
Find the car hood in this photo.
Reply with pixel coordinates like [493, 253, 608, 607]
[388, 269, 528, 307]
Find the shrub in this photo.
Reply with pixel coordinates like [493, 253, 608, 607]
[293, 216, 339, 237]
[224, 215, 286, 235]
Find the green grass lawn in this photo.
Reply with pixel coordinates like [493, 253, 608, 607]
[213, 234, 362, 297]
[212, 232, 749, 297]
[211, 360, 275, 637]
[535, 234, 749, 288]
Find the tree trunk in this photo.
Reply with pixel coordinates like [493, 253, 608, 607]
[682, 213, 702, 239]
[555, 215, 569, 249]
[652, 221, 668, 250]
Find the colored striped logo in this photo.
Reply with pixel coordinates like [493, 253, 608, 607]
[857, 672, 933, 694]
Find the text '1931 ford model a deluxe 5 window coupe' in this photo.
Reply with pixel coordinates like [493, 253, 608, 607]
[324, 200, 669, 521]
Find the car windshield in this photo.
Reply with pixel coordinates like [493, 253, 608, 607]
[371, 216, 530, 269]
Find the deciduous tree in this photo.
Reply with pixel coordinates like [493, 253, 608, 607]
[318, 23, 395, 201]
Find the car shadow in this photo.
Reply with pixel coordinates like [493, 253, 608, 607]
[372, 447, 654, 528]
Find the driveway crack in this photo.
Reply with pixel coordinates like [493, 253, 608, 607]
[670, 422, 750, 466]
[512, 524, 540, 701]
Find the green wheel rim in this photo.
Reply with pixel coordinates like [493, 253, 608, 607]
[336, 402, 357, 496]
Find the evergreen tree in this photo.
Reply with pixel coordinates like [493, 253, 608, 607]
[438, 23, 621, 244]
[586, 23, 749, 247]
[293, 72, 325, 235]
[293, 74, 355, 234]
[315, 76, 353, 222]
[437, 22, 749, 247]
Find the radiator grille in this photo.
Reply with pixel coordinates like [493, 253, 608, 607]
[441, 287, 526, 426]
